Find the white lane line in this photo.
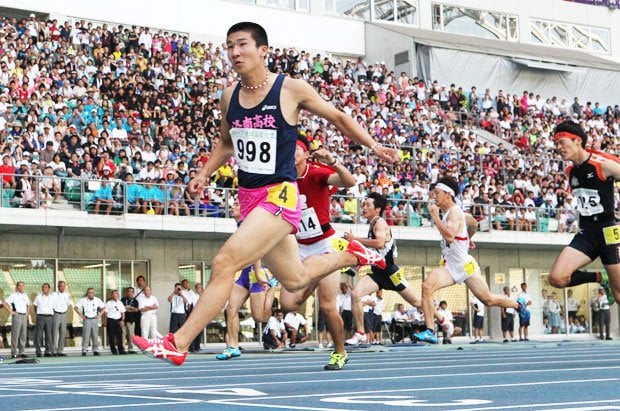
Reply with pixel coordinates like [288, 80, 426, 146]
[6, 344, 619, 373]
[455, 399, 620, 411]
[0, 393, 57, 398]
[153, 365, 620, 389]
[20, 402, 198, 411]
[31, 357, 619, 386]
[6, 354, 620, 383]
[208, 378, 617, 402]
[208, 402, 356, 411]
[206, 380, 619, 410]
[1, 386, 202, 410]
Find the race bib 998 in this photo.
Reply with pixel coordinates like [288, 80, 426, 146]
[230, 128, 276, 175]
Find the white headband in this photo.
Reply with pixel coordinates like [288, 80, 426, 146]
[436, 183, 455, 197]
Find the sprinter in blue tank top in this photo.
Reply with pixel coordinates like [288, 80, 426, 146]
[133, 22, 400, 366]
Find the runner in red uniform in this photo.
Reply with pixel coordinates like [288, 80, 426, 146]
[280, 136, 356, 370]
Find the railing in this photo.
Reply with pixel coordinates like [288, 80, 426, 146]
[0, 173, 235, 218]
[0, 173, 584, 233]
[330, 194, 580, 233]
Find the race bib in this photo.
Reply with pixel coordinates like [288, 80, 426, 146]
[332, 238, 348, 252]
[266, 182, 298, 210]
[573, 188, 604, 217]
[603, 225, 620, 245]
[249, 269, 258, 284]
[296, 207, 323, 240]
[249, 268, 269, 284]
[463, 258, 479, 276]
[230, 128, 276, 175]
[389, 270, 409, 288]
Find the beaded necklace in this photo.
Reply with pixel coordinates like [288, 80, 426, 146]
[240, 72, 270, 90]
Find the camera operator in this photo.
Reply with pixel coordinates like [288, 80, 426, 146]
[168, 283, 189, 333]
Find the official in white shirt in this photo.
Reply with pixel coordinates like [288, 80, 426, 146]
[168, 283, 189, 334]
[33, 283, 54, 357]
[390, 303, 412, 342]
[74, 287, 106, 356]
[263, 309, 286, 349]
[284, 310, 307, 347]
[51, 281, 71, 356]
[138, 286, 159, 339]
[133, 275, 147, 337]
[517, 282, 532, 341]
[2, 281, 30, 358]
[336, 283, 353, 338]
[189, 283, 203, 352]
[500, 286, 517, 343]
[104, 290, 127, 355]
[372, 290, 384, 344]
[471, 295, 485, 342]
[437, 300, 460, 344]
[361, 293, 377, 342]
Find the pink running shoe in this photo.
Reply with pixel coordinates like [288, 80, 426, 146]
[345, 239, 386, 269]
[132, 333, 187, 366]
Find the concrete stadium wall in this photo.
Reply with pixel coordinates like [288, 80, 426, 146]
[1, 228, 617, 339]
[0, 0, 366, 56]
[419, 0, 620, 58]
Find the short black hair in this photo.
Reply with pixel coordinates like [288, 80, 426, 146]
[227, 22, 268, 47]
[367, 192, 388, 216]
[437, 176, 460, 197]
[554, 120, 587, 148]
[297, 134, 310, 151]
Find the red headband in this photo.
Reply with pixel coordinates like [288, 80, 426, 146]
[296, 140, 309, 152]
[553, 131, 582, 142]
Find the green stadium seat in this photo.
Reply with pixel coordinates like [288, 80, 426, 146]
[538, 217, 549, 232]
[408, 212, 422, 227]
[2, 188, 16, 208]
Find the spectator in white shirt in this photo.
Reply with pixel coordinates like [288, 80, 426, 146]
[33, 283, 54, 357]
[284, 310, 308, 348]
[566, 289, 580, 321]
[437, 300, 461, 344]
[263, 309, 286, 349]
[361, 293, 377, 344]
[518, 282, 532, 341]
[111, 118, 128, 143]
[371, 290, 384, 344]
[336, 282, 353, 339]
[470, 295, 485, 342]
[104, 290, 127, 355]
[500, 287, 517, 343]
[74, 288, 106, 356]
[138, 286, 159, 339]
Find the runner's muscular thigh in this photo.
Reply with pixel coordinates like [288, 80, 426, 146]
[218, 208, 292, 273]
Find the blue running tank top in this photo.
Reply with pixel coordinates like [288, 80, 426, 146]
[226, 74, 297, 189]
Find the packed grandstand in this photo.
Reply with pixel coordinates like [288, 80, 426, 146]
[0, 13, 618, 232]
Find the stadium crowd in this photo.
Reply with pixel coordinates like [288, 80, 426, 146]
[0, 14, 618, 229]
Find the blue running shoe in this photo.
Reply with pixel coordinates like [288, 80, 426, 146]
[413, 329, 437, 344]
[215, 346, 241, 360]
[268, 277, 279, 288]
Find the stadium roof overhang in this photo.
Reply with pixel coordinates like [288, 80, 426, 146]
[370, 22, 620, 72]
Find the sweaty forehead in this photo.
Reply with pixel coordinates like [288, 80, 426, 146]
[227, 32, 252, 43]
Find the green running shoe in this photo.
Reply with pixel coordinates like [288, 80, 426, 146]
[600, 269, 616, 305]
[324, 351, 348, 371]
